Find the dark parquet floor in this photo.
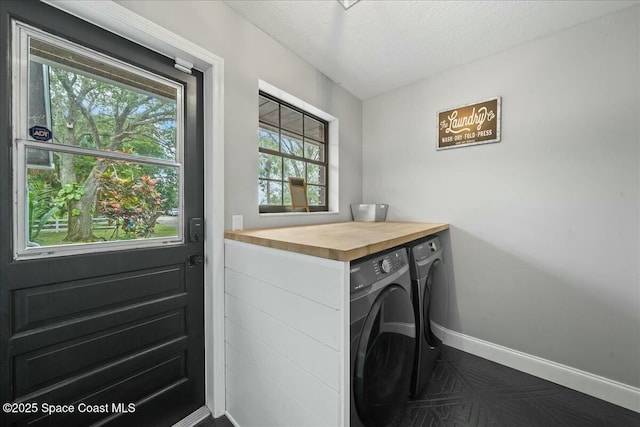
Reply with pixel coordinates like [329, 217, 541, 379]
[195, 344, 639, 427]
[193, 414, 234, 427]
[399, 345, 640, 427]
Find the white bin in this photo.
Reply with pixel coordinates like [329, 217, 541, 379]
[350, 204, 388, 222]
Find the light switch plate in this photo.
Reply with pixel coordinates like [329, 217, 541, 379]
[232, 215, 243, 231]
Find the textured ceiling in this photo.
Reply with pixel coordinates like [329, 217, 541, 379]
[224, 0, 639, 100]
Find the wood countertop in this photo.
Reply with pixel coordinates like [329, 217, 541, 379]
[224, 221, 449, 262]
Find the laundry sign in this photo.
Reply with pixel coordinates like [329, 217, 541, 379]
[437, 97, 501, 150]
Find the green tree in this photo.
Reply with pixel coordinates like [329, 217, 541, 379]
[27, 169, 59, 240]
[48, 67, 176, 241]
[97, 166, 163, 238]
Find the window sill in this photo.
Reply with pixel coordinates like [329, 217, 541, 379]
[259, 210, 340, 218]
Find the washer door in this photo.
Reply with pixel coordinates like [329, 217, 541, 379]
[354, 284, 415, 427]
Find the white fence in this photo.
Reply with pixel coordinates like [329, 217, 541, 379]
[38, 217, 112, 232]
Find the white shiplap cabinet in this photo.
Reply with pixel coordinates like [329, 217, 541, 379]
[224, 239, 350, 427]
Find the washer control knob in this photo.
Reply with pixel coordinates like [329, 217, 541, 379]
[380, 258, 392, 274]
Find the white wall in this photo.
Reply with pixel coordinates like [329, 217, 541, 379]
[119, 0, 639, 392]
[363, 7, 640, 388]
[117, 0, 363, 230]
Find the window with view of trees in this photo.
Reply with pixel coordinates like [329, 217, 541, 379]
[13, 23, 184, 258]
[258, 92, 328, 213]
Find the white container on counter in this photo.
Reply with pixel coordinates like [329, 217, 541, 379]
[350, 204, 388, 222]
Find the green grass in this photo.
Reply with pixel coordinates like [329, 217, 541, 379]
[31, 223, 178, 246]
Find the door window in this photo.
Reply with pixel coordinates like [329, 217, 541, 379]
[12, 21, 184, 259]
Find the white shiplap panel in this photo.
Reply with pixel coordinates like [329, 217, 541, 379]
[226, 318, 340, 426]
[226, 345, 330, 427]
[225, 240, 344, 309]
[225, 293, 341, 391]
[226, 372, 281, 427]
[226, 269, 340, 350]
[339, 259, 350, 427]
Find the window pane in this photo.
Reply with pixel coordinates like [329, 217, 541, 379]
[259, 125, 279, 151]
[259, 95, 279, 126]
[27, 62, 54, 169]
[281, 105, 303, 135]
[283, 158, 305, 181]
[307, 164, 326, 185]
[268, 181, 283, 205]
[258, 179, 268, 205]
[304, 116, 325, 142]
[26, 149, 179, 248]
[283, 184, 292, 206]
[281, 131, 303, 157]
[307, 185, 326, 206]
[29, 62, 48, 130]
[257, 91, 328, 211]
[259, 153, 282, 180]
[304, 139, 325, 162]
[29, 38, 179, 161]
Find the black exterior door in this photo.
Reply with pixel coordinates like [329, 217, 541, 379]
[0, 2, 205, 426]
[353, 285, 415, 427]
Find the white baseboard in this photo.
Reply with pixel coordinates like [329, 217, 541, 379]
[225, 411, 240, 427]
[431, 322, 640, 413]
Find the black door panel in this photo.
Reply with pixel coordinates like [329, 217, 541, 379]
[13, 265, 184, 333]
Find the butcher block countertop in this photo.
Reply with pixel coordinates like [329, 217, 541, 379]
[224, 221, 449, 262]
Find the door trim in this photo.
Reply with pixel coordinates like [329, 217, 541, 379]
[43, 0, 226, 417]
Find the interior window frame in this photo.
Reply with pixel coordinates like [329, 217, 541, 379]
[258, 90, 329, 213]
